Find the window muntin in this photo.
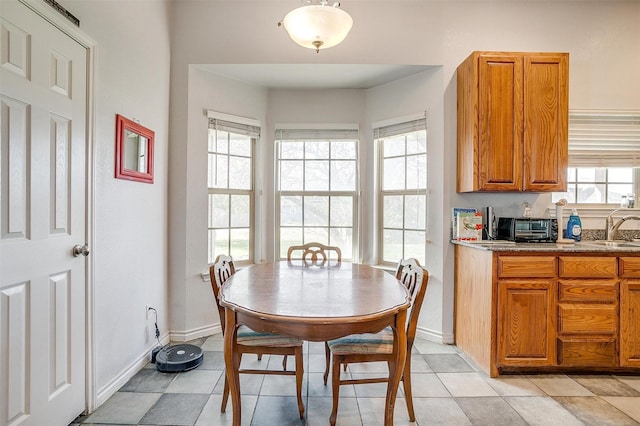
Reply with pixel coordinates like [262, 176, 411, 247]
[276, 134, 358, 261]
[207, 120, 256, 264]
[377, 118, 427, 266]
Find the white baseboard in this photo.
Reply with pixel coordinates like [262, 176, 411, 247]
[416, 325, 455, 345]
[95, 322, 222, 409]
[95, 333, 170, 408]
[169, 323, 221, 342]
[97, 322, 221, 408]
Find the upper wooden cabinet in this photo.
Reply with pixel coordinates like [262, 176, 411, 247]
[457, 51, 569, 192]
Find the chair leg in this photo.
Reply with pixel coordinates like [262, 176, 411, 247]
[257, 354, 262, 361]
[323, 342, 330, 385]
[329, 354, 341, 426]
[221, 376, 229, 413]
[222, 349, 243, 413]
[282, 355, 288, 370]
[294, 347, 305, 419]
[402, 354, 415, 422]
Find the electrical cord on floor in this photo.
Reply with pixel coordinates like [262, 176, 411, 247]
[147, 307, 162, 347]
[147, 307, 169, 364]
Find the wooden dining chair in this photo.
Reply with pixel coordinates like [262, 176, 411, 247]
[210, 255, 305, 419]
[322, 258, 429, 425]
[287, 242, 342, 265]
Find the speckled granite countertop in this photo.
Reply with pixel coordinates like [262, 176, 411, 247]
[451, 240, 640, 253]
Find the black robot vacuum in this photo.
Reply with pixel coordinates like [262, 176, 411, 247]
[154, 344, 203, 372]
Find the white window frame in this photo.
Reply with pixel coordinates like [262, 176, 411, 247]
[274, 124, 359, 261]
[560, 167, 639, 207]
[207, 111, 259, 266]
[375, 113, 428, 267]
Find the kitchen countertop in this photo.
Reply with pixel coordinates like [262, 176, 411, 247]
[451, 240, 640, 253]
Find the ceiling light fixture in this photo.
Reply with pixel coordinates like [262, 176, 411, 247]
[278, 1, 353, 53]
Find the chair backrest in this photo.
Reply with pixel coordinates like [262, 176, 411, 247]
[210, 254, 236, 334]
[287, 242, 342, 265]
[395, 258, 429, 346]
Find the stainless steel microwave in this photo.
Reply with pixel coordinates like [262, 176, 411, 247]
[497, 217, 558, 242]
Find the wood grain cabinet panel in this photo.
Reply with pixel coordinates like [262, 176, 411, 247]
[620, 281, 640, 367]
[558, 338, 616, 367]
[620, 257, 640, 277]
[558, 304, 617, 334]
[522, 55, 569, 191]
[497, 280, 556, 366]
[498, 256, 557, 278]
[456, 51, 568, 192]
[476, 55, 522, 190]
[559, 257, 617, 278]
[558, 280, 618, 303]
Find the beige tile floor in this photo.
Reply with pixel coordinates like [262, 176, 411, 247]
[72, 334, 640, 425]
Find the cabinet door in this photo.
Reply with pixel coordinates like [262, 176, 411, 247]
[498, 280, 557, 366]
[478, 54, 524, 191]
[621, 280, 640, 367]
[523, 54, 568, 191]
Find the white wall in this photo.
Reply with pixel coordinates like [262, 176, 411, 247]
[62, 0, 171, 404]
[169, 0, 640, 345]
[170, 67, 269, 339]
[365, 69, 450, 340]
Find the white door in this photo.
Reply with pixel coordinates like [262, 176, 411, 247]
[0, 1, 88, 425]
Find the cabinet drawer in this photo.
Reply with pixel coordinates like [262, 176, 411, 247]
[558, 304, 617, 334]
[498, 256, 557, 277]
[557, 338, 616, 367]
[559, 257, 617, 278]
[620, 257, 640, 278]
[558, 280, 618, 303]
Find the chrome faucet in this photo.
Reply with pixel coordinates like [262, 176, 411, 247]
[606, 209, 640, 240]
[605, 208, 625, 239]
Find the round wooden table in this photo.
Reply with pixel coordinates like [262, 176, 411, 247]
[220, 261, 411, 425]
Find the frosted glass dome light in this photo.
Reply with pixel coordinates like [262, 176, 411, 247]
[279, 2, 353, 53]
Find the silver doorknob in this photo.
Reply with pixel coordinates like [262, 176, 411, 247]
[73, 244, 90, 257]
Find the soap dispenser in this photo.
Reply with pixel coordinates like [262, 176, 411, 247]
[565, 208, 582, 241]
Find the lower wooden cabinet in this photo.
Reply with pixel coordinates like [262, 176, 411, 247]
[620, 281, 640, 367]
[497, 280, 556, 366]
[454, 245, 640, 377]
[619, 257, 640, 367]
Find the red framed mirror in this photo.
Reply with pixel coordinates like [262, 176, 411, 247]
[115, 114, 154, 183]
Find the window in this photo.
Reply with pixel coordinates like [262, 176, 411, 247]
[556, 167, 638, 205]
[376, 116, 427, 266]
[553, 111, 640, 206]
[207, 114, 259, 264]
[275, 127, 359, 260]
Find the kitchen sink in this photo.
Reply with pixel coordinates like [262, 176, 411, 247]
[580, 240, 640, 248]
